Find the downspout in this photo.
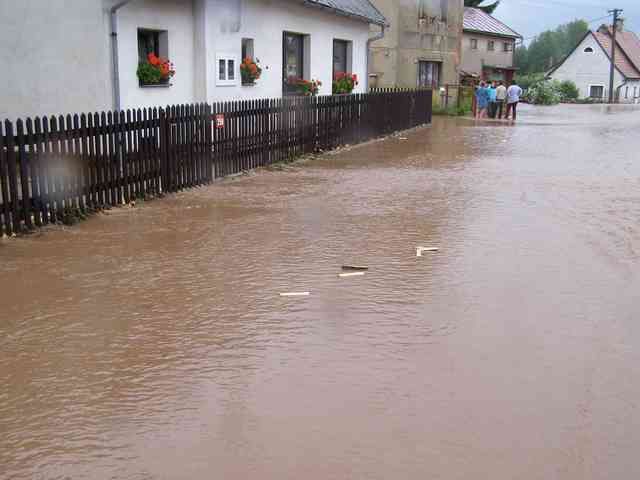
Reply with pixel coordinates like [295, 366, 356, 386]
[110, 0, 134, 112]
[366, 25, 385, 91]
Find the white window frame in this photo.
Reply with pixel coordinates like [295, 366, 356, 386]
[470, 38, 478, 50]
[216, 53, 239, 87]
[588, 84, 605, 99]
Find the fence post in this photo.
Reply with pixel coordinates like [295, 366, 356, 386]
[159, 107, 168, 194]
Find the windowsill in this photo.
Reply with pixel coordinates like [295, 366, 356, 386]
[139, 83, 172, 88]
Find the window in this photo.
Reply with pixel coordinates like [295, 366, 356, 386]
[503, 42, 513, 52]
[216, 54, 237, 86]
[625, 86, 629, 99]
[470, 38, 478, 50]
[283, 32, 305, 95]
[488, 41, 495, 51]
[242, 38, 254, 61]
[589, 85, 604, 98]
[333, 39, 352, 76]
[418, 61, 441, 88]
[584, 47, 594, 53]
[138, 28, 168, 63]
[418, 0, 446, 22]
[635, 86, 639, 98]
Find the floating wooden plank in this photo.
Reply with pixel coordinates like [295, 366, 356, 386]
[279, 292, 310, 297]
[341, 265, 369, 271]
[417, 246, 439, 257]
[338, 272, 365, 278]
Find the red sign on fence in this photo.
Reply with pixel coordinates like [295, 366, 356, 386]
[215, 114, 225, 129]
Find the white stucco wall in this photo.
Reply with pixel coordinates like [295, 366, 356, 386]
[0, 0, 112, 120]
[0, 0, 373, 121]
[117, 0, 197, 110]
[549, 33, 626, 100]
[199, 0, 370, 101]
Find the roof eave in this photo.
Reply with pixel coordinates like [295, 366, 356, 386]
[301, 0, 389, 26]
[463, 28, 521, 40]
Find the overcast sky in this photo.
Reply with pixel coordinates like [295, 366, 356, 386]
[490, 0, 640, 43]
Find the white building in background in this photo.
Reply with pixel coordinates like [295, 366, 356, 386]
[547, 22, 640, 103]
[0, 0, 387, 120]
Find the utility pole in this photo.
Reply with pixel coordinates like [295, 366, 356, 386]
[608, 8, 623, 103]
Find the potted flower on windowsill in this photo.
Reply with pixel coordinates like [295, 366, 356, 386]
[287, 77, 322, 96]
[332, 72, 358, 95]
[137, 53, 175, 87]
[240, 57, 262, 86]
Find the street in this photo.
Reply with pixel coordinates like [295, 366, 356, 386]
[1, 104, 639, 479]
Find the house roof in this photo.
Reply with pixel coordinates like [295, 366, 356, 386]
[463, 7, 521, 39]
[547, 27, 640, 80]
[302, 0, 388, 26]
[597, 26, 640, 75]
[593, 31, 640, 79]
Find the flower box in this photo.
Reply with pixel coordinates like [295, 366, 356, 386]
[332, 72, 358, 95]
[240, 57, 262, 86]
[137, 53, 175, 87]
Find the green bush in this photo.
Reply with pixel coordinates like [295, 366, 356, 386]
[525, 80, 562, 105]
[515, 73, 545, 91]
[558, 80, 579, 101]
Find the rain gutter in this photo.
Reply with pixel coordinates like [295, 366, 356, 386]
[366, 25, 385, 91]
[110, 0, 134, 112]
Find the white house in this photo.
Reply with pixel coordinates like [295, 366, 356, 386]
[0, 0, 387, 120]
[547, 22, 640, 103]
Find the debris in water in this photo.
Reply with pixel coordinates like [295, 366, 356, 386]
[398, 137, 408, 140]
[341, 265, 369, 271]
[338, 272, 365, 278]
[417, 246, 439, 256]
[279, 292, 310, 297]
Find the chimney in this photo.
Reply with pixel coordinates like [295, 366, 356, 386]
[616, 17, 625, 32]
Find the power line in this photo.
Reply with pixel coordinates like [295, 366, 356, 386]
[503, 0, 607, 10]
[518, 14, 611, 43]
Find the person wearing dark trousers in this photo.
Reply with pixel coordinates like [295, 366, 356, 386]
[495, 81, 507, 119]
[505, 81, 523, 121]
[487, 81, 498, 118]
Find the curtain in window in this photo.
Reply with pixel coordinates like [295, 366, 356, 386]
[418, 61, 440, 88]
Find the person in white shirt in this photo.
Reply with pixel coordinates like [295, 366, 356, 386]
[505, 81, 523, 121]
[495, 81, 507, 119]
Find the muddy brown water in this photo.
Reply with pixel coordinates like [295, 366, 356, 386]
[1, 104, 640, 479]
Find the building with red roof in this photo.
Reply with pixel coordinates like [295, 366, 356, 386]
[548, 21, 640, 103]
[460, 7, 522, 84]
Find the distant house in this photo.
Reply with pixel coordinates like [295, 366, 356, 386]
[0, 0, 387, 121]
[368, 0, 464, 89]
[547, 22, 640, 103]
[460, 7, 521, 84]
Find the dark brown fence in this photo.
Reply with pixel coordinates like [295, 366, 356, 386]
[0, 88, 432, 235]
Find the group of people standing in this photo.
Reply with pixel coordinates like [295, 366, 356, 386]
[475, 80, 523, 121]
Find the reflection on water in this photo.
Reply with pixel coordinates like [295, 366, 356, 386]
[1, 104, 640, 479]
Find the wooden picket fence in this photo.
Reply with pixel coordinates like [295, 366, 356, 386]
[0, 88, 432, 235]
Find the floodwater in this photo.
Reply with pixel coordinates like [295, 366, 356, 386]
[1, 104, 640, 479]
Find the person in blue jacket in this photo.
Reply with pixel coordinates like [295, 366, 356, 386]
[475, 81, 490, 119]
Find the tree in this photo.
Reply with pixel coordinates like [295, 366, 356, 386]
[464, 0, 500, 14]
[515, 19, 589, 74]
